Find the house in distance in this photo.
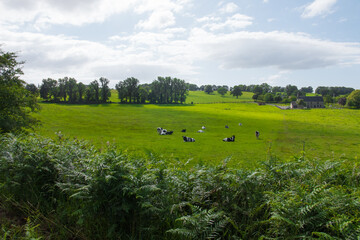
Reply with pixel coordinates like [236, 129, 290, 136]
[290, 96, 325, 109]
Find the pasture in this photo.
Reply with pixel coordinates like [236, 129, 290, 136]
[33, 91, 360, 168]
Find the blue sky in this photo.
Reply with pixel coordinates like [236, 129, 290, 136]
[1, 0, 359, 89]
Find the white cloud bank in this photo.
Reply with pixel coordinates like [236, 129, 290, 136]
[302, 0, 337, 18]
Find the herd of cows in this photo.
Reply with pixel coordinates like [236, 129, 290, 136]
[156, 126, 260, 142]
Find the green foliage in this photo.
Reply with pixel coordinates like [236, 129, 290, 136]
[1, 134, 360, 239]
[0, 49, 40, 133]
[230, 85, 243, 99]
[204, 85, 213, 94]
[217, 87, 227, 96]
[347, 90, 360, 108]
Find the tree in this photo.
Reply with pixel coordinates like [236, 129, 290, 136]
[300, 86, 313, 93]
[0, 48, 39, 132]
[231, 86, 243, 98]
[77, 82, 86, 103]
[338, 97, 346, 106]
[217, 87, 227, 96]
[99, 77, 111, 103]
[204, 85, 213, 94]
[40, 78, 58, 101]
[264, 93, 274, 103]
[285, 85, 298, 97]
[66, 78, 78, 103]
[25, 83, 39, 97]
[58, 77, 68, 101]
[347, 90, 360, 108]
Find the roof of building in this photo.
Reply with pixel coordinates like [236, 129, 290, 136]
[297, 96, 324, 102]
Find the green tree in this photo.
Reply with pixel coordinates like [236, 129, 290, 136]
[25, 83, 39, 97]
[0, 49, 39, 132]
[77, 82, 86, 103]
[99, 77, 111, 103]
[347, 90, 360, 108]
[66, 78, 78, 103]
[58, 77, 68, 102]
[217, 87, 227, 96]
[230, 85, 243, 98]
[204, 85, 213, 94]
[264, 93, 274, 102]
[40, 78, 58, 101]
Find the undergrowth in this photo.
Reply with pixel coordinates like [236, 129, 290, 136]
[0, 133, 359, 239]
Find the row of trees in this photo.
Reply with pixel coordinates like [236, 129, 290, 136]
[39, 77, 111, 103]
[116, 76, 188, 104]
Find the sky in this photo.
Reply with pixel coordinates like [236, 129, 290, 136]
[0, 0, 359, 89]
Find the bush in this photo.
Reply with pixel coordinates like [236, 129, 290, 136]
[1, 134, 360, 239]
[347, 90, 360, 108]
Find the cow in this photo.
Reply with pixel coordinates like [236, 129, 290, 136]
[157, 127, 163, 134]
[166, 130, 173, 135]
[225, 125, 229, 128]
[181, 129, 186, 132]
[197, 130, 204, 133]
[223, 135, 235, 142]
[255, 131, 260, 139]
[183, 136, 195, 142]
[238, 123, 242, 126]
[202, 126, 206, 130]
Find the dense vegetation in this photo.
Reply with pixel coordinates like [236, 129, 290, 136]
[1, 133, 360, 239]
[0, 49, 39, 133]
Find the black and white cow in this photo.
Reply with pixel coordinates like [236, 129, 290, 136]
[183, 136, 195, 142]
[238, 123, 242, 126]
[157, 127, 173, 135]
[202, 126, 206, 130]
[181, 129, 186, 132]
[255, 131, 260, 139]
[225, 125, 229, 128]
[197, 130, 204, 133]
[223, 135, 235, 142]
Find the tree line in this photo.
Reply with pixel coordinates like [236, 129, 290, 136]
[116, 76, 188, 104]
[39, 77, 111, 104]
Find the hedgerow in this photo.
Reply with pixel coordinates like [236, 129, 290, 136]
[0, 133, 359, 239]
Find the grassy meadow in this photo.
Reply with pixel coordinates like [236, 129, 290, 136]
[33, 91, 360, 168]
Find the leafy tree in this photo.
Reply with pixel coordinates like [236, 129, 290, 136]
[274, 94, 283, 102]
[58, 77, 68, 101]
[0, 48, 39, 132]
[40, 78, 58, 101]
[204, 85, 213, 94]
[337, 97, 346, 106]
[217, 87, 227, 96]
[285, 84, 298, 97]
[86, 80, 100, 103]
[77, 82, 86, 103]
[186, 83, 199, 91]
[347, 90, 360, 108]
[300, 86, 313, 93]
[66, 78, 78, 103]
[231, 85, 243, 98]
[264, 93, 274, 102]
[25, 83, 39, 96]
[324, 94, 333, 104]
[99, 77, 111, 103]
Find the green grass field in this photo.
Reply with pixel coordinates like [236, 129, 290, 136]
[33, 91, 360, 168]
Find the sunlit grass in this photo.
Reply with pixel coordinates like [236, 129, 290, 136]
[33, 100, 360, 168]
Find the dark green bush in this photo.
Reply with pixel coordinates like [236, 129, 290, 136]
[1, 134, 359, 239]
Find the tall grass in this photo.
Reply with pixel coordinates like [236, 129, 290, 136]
[1, 134, 360, 239]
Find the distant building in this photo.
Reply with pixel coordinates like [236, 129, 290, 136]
[290, 96, 324, 109]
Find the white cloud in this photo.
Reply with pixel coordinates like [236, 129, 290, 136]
[302, 0, 337, 18]
[263, 0, 269, 3]
[201, 14, 253, 31]
[136, 10, 176, 29]
[219, 2, 239, 14]
[0, 0, 135, 28]
[188, 29, 360, 70]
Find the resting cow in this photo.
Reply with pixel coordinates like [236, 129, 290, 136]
[223, 135, 235, 142]
[183, 136, 195, 142]
[181, 129, 186, 132]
